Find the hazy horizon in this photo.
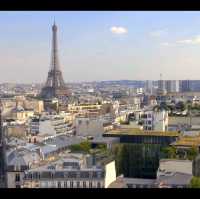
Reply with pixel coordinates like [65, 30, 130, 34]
[1, 11, 200, 83]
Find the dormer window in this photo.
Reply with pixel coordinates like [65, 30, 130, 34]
[15, 164, 20, 171]
[15, 173, 20, 182]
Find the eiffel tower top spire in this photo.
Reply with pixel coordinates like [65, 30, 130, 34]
[51, 21, 59, 71]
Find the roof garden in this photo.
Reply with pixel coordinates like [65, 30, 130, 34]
[171, 136, 200, 147]
[104, 128, 180, 137]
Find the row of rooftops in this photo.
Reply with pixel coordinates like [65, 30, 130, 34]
[6, 135, 85, 165]
[109, 172, 192, 188]
[6, 132, 115, 172]
[27, 155, 102, 172]
[103, 125, 200, 147]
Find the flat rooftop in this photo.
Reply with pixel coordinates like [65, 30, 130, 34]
[171, 135, 200, 147]
[159, 159, 192, 175]
[104, 128, 180, 137]
[108, 176, 156, 188]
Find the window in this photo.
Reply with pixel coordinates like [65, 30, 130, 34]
[92, 172, 98, 178]
[83, 181, 86, 188]
[68, 171, 77, 178]
[15, 164, 20, 171]
[97, 172, 102, 178]
[148, 114, 151, 118]
[80, 171, 89, 178]
[97, 182, 101, 188]
[70, 181, 73, 188]
[16, 185, 21, 188]
[33, 172, 40, 180]
[28, 173, 33, 179]
[57, 181, 61, 188]
[15, 173, 20, 182]
[38, 173, 41, 179]
[64, 181, 68, 188]
[148, 120, 151, 125]
[89, 181, 92, 188]
[77, 181, 80, 188]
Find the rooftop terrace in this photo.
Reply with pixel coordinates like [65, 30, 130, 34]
[171, 135, 200, 147]
[104, 128, 180, 137]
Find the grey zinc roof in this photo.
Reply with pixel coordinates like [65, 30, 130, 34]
[7, 151, 27, 166]
[7, 148, 40, 167]
[91, 136, 119, 144]
[40, 145, 57, 155]
[123, 178, 156, 185]
[41, 136, 84, 155]
[157, 172, 192, 186]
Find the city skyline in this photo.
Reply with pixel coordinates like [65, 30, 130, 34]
[2, 11, 200, 83]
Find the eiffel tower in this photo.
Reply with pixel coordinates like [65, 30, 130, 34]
[40, 22, 70, 100]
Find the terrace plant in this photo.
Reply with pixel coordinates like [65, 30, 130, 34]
[70, 141, 92, 153]
[161, 146, 177, 159]
[189, 177, 200, 188]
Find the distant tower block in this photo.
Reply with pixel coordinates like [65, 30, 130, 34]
[40, 22, 70, 100]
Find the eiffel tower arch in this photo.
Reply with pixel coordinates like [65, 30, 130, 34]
[40, 22, 70, 100]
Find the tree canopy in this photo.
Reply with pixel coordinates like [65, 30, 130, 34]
[70, 141, 92, 153]
[190, 177, 200, 188]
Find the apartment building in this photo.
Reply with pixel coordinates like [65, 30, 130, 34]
[22, 155, 116, 188]
[139, 110, 168, 132]
[75, 116, 104, 137]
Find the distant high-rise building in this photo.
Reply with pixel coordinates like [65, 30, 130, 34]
[188, 80, 200, 92]
[157, 74, 166, 95]
[145, 80, 153, 94]
[40, 22, 70, 100]
[158, 80, 165, 92]
[165, 80, 179, 93]
[180, 80, 191, 92]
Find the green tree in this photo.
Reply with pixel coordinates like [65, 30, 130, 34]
[176, 101, 186, 111]
[70, 141, 91, 153]
[96, 144, 107, 151]
[187, 147, 198, 161]
[189, 177, 200, 188]
[153, 103, 169, 112]
[161, 146, 177, 159]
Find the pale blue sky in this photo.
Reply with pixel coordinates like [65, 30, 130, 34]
[1, 11, 200, 83]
